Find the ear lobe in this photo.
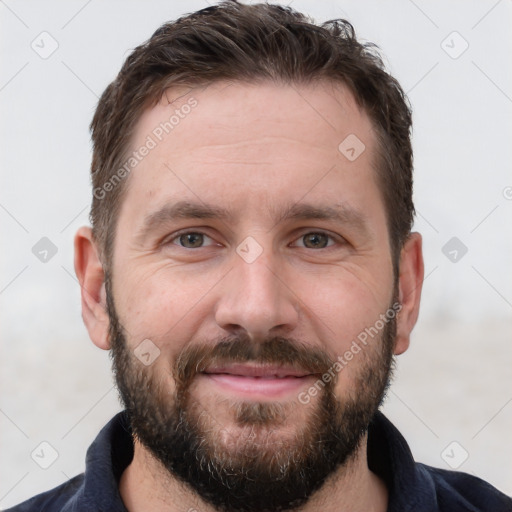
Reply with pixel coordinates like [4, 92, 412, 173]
[394, 232, 424, 356]
[74, 226, 110, 350]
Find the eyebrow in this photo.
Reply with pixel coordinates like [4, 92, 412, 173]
[136, 201, 231, 242]
[136, 199, 370, 242]
[276, 203, 369, 234]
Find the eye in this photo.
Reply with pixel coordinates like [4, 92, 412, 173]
[294, 232, 336, 249]
[172, 232, 215, 248]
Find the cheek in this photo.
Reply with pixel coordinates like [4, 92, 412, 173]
[297, 269, 391, 346]
[115, 264, 221, 352]
[294, 269, 394, 395]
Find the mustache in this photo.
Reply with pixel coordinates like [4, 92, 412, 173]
[173, 335, 336, 390]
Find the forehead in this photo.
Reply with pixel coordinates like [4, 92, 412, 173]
[135, 80, 372, 158]
[117, 80, 382, 233]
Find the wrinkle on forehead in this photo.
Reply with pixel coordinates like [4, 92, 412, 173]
[133, 79, 373, 154]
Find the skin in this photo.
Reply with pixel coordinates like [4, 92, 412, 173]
[74, 80, 424, 512]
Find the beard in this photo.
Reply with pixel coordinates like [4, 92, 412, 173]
[107, 281, 396, 512]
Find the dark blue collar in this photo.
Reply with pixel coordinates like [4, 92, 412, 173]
[9, 410, 510, 511]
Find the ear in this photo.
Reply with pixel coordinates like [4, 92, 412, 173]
[394, 232, 424, 356]
[74, 226, 110, 350]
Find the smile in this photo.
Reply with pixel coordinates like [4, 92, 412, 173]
[199, 364, 316, 398]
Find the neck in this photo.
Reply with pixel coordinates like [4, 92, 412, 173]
[119, 435, 388, 512]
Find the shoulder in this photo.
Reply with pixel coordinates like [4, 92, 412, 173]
[417, 463, 512, 512]
[3, 474, 84, 512]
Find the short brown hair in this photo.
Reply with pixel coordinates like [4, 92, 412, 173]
[90, 0, 413, 269]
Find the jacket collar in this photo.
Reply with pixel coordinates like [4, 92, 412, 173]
[72, 410, 435, 512]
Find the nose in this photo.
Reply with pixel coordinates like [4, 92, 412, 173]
[214, 251, 299, 340]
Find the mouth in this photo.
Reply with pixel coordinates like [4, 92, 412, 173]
[199, 364, 317, 398]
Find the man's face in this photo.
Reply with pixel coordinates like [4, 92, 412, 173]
[108, 81, 397, 511]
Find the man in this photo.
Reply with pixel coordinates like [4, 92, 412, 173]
[7, 1, 511, 511]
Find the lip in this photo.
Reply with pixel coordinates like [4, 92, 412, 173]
[203, 364, 311, 378]
[199, 364, 316, 399]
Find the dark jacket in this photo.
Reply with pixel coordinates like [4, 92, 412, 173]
[6, 411, 512, 511]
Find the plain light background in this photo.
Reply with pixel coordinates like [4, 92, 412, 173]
[1, 0, 511, 508]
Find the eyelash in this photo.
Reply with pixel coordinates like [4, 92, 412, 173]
[169, 231, 217, 248]
[166, 229, 342, 249]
